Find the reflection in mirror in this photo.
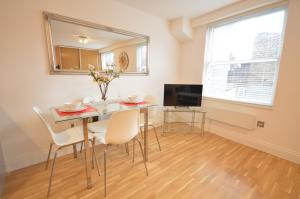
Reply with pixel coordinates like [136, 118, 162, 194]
[44, 12, 149, 75]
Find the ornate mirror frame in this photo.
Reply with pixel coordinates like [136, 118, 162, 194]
[43, 12, 150, 75]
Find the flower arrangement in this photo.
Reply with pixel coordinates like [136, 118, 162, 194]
[88, 64, 121, 101]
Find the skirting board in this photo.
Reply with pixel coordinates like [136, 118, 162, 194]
[207, 128, 300, 164]
[162, 122, 300, 164]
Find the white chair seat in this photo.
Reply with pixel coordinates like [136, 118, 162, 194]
[54, 126, 93, 146]
[88, 120, 108, 134]
[91, 132, 106, 144]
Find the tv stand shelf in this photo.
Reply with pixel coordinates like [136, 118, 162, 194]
[163, 107, 206, 136]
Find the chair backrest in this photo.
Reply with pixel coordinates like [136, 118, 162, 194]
[32, 106, 57, 144]
[105, 109, 140, 144]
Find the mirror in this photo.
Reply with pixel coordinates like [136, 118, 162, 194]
[44, 12, 150, 75]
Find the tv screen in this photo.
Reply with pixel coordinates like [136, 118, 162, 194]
[163, 84, 203, 107]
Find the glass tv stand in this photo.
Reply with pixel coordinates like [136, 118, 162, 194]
[163, 107, 206, 136]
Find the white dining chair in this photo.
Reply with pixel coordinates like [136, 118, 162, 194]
[88, 117, 132, 155]
[140, 95, 161, 151]
[83, 118, 130, 155]
[32, 106, 100, 198]
[92, 109, 148, 196]
[77, 119, 108, 153]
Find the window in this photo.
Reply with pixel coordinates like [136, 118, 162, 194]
[203, 7, 287, 106]
[101, 52, 114, 70]
[136, 43, 147, 72]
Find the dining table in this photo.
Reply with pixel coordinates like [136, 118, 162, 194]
[49, 100, 155, 189]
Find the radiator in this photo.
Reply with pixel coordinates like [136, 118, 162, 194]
[205, 107, 256, 130]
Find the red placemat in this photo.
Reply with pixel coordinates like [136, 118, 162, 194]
[55, 105, 97, 117]
[119, 101, 147, 106]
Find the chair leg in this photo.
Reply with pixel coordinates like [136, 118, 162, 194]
[132, 138, 135, 163]
[72, 144, 78, 158]
[137, 138, 149, 176]
[125, 143, 129, 156]
[103, 148, 107, 197]
[45, 143, 53, 170]
[151, 125, 161, 151]
[80, 142, 83, 153]
[92, 139, 101, 176]
[140, 127, 144, 139]
[91, 141, 95, 169]
[47, 149, 58, 198]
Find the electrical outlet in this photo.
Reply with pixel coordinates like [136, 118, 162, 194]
[257, 121, 265, 128]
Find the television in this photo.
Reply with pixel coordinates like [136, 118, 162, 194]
[163, 84, 203, 107]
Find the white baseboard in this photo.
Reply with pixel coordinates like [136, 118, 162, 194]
[208, 128, 300, 164]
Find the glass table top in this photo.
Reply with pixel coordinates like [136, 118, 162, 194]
[50, 100, 155, 123]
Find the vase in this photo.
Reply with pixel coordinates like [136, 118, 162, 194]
[101, 94, 107, 101]
[99, 91, 108, 114]
[98, 83, 109, 102]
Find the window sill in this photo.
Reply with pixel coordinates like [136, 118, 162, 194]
[202, 96, 274, 110]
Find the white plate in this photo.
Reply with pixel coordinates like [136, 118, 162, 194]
[59, 105, 87, 112]
[123, 98, 143, 104]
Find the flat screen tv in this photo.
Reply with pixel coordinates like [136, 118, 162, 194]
[163, 84, 203, 107]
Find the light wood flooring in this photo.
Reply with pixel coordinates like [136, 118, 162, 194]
[3, 129, 300, 199]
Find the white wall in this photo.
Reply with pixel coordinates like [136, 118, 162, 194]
[0, 0, 180, 171]
[180, 0, 300, 163]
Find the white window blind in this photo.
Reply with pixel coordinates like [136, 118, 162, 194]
[203, 7, 287, 106]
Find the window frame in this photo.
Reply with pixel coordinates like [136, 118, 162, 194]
[202, 5, 288, 108]
[136, 43, 148, 73]
[101, 51, 114, 70]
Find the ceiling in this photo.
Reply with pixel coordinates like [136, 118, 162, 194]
[113, 0, 240, 20]
[51, 20, 134, 49]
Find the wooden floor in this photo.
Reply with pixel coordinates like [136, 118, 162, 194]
[3, 128, 300, 199]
